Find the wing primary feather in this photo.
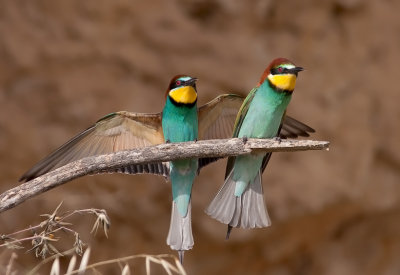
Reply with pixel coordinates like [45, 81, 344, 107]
[19, 126, 95, 181]
[19, 112, 164, 182]
[283, 116, 315, 133]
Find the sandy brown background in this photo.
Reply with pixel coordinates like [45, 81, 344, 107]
[1, 0, 400, 274]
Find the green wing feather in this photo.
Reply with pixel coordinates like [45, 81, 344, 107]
[231, 88, 258, 138]
[223, 88, 258, 177]
[224, 88, 316, 178]
[197, 92, 315, 172]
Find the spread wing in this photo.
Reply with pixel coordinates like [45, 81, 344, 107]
[197, 94, 244, 169]
[198, 94, 245, 140]
[19, 111, 167, 182]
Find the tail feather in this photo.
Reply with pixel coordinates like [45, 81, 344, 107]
[205, 170, 236, 224]
[206, 170, 271, 229]
[167, 200, 194, 253]
[240, 172, 270, 228]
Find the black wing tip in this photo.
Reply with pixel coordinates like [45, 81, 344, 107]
[18, 175, 30, 182]
[19, 172, 37, 182]
[284, 116, 316, 133]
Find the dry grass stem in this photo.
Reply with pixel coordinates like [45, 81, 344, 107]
[50, 257, 60, 275]
[64, 250, 186, 275]
[121, 264, 131, 275]
[1, 202, 110, 263]
[5, 252, 17, 275]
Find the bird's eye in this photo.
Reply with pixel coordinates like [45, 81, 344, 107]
[175, 80, 181, 86]
[278, 67, 284, 73]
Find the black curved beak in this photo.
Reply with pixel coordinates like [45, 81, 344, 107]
[186, 77, 198, 87]
[288, 67, 304, 76]
[291, 67, 304, 75]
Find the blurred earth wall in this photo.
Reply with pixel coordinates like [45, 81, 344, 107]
[0, 0, 400, 274]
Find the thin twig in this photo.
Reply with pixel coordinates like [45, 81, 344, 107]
[0, 138, 329, 213]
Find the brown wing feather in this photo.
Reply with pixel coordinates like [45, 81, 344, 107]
[198, 94, 244, 140]
[197, 94, 244, 170]
[19, 111, 167, 182]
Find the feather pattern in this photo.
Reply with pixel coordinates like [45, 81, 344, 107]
[19, 112, 165, 182]
[198, 94, 244, 140]
[167, 201, 194, 251]
[206, 170, 270, 228]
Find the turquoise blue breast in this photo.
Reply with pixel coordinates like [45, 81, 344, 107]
[162, 97, 198, 142]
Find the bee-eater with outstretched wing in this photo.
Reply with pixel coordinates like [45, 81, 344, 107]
[206, 58, 309, 238]
[19, 76, 245, 263]
[161, 75, 199, 262]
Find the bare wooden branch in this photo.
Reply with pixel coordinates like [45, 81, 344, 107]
[0, 138, 329, 213]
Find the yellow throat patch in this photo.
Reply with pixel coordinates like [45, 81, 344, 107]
[267, 74, 297, 91]
[169, 86, 197, 104]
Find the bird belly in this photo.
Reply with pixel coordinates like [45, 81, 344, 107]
[162, 111, 198, 143]
[170, 159, 198, 217]
[238, 86, 289, 139]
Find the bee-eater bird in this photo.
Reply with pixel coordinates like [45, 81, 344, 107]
[206, 58, 312, 238]
[19, 76, 247, 263]
[19, 73, 313, 261]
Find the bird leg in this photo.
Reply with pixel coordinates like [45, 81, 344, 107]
[274, 136, 282, 143]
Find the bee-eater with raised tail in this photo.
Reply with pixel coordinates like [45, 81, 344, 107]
[206, 58, 311, 238]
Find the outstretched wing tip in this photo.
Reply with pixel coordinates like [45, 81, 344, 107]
[19, 112, 164, 181]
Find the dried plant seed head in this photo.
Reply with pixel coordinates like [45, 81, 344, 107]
[74, 233, 85, 255]
[90, 210, 111, 238]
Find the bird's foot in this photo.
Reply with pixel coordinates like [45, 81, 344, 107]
[178, 250, 184, 264]
[274, 136, 282, 144]
[166, 139, 171, 144]
[242, 136, 248, 144]
[194, 138, 198, 143]
[225, 225, 233, 240]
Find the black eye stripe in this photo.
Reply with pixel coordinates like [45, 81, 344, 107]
[271, 67, 291, 75]
[170, 80, 185, 90]
[271, 68, 280, 75]
[169, 79, 197, 90]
